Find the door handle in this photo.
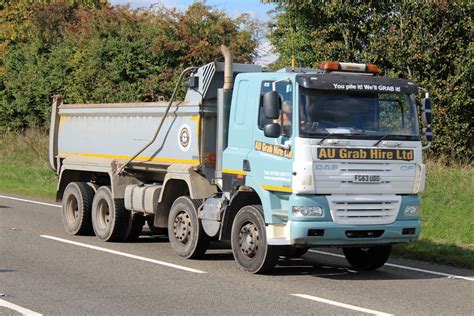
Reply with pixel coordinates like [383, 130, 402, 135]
[243, 159, 251, 172]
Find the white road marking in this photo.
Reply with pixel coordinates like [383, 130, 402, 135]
[309, 249, 474, 282]
[2, 194, 472, 281]
[292, 294, 392, 316]
[0, 299, 43, 316]
[0, 195, 60, 208]
[40, 235, 207, 274]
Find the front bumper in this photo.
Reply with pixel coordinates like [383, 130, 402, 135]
[292, 219, 420, 246]
[267, 219, 420, 246]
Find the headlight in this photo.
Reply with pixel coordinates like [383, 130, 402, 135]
[404, 206, 419, 216]
[292, 206, 323, 217]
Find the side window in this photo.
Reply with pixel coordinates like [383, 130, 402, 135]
[258, 81, 293, 136]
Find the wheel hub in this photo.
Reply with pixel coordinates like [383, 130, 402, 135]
[238, 222, 259, 258]
[66, 195, 79, 223]
[97, 200, 111, 230]
[173, 211, 191, 243]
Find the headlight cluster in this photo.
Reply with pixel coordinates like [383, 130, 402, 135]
[292, 206, 323, 217]
[404, 206, 419, 216]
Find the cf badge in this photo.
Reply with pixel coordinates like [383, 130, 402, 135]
[178, 124, 191, 152]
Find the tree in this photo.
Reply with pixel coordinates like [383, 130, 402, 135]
[266, 0, 473, 162]
[0, 1, 258, 130]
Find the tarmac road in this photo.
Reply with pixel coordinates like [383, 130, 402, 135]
[1, 193, 473, 315]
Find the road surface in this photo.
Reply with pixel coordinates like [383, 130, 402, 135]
[1, 193, 473, 315]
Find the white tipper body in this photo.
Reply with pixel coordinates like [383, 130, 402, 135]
[292, 137, 425, 225]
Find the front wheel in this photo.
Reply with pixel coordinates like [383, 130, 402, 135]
[342, 245, 392, 270]
[231, 205, 279, 274]
[168, 197, 209, 259]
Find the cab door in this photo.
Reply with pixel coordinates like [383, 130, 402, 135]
[223, 78, 256, 175]
[245, 80, 294, 219]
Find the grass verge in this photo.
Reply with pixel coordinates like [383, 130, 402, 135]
[0, 130, 473, 269]
[0, 130, 56, 198]
[394, 159, 473, 269]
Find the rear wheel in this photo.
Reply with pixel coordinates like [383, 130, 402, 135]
[62, 182, 94, 235]
[168, 197, 209, 259]
[121, 212, 145, 242]
[343, 245, 392, 270]
[91, 186, 126, 242]
[231, 205, 279, 274]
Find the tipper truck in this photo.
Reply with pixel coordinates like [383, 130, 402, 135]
[49, 45, 433, 273]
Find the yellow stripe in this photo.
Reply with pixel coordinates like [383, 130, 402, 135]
[58, 152, 199, 164]
[222, 168, 247, 175]
[190, 115, 200, 135]
[59, 116, 69, 128]
[261, 185, 292, 193]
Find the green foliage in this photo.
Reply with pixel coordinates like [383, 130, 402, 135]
[267, 0, 473, 162]
[0, 1, 258, 130]
[419, 160, 473, 245]
[0, 129, 56, 198]
[394, 159, 474, 268]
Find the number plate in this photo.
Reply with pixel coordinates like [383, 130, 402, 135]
[353, 175, 381, 183]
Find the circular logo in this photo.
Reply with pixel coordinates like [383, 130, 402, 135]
[178, 125, 191, 152]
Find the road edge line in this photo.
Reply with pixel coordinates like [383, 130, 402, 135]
[0, 299, 43, 316]
[0, 195, 60, 208]
[40, 235, 207, 274]
[291, 293, 392, 316]
[308, 249, 474, 282]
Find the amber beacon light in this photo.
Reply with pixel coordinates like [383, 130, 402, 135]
[319, 61, 381, 74]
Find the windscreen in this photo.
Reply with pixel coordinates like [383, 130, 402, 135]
[299, 87, 419, 140]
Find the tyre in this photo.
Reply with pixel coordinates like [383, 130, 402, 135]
[168, 197, 209, 259]
[91, 186, 127, 242]
[343, 245, 392, 270]
[121, 211, 145, 242]
[231, 205, 279, 274]
[62, 182, 94, 235]
[283, 247, 309, 258]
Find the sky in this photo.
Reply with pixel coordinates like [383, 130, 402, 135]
[108, 0, 278, 65]
[109, 0, 274, 21]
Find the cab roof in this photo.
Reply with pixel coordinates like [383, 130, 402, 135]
[296, 73, 419, 94]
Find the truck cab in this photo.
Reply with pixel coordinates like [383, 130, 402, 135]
[221, 62, 431, 272]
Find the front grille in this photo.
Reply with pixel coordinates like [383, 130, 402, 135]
[327, 195, 400, 225]
[339, 162, 392, 173]
[313, 161, 417, 195]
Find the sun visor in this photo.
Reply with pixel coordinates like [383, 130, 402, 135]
[296, 74, 419, 94]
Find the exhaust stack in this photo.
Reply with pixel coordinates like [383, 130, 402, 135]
[215, 45, 233, 185]
[221, 45, 233, 90]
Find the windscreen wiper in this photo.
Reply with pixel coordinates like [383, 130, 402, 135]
[317, 132, 334, 145]
[318, 132, 366, 145]
[373, 134, 413, 146]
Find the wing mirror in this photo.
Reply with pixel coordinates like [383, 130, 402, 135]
[419, 91, 433, 149]
[423, 126, 433, 142]
[421, 97, 432, 125]
[264, 123, 281, 138]
[263, 91, 281, 119]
